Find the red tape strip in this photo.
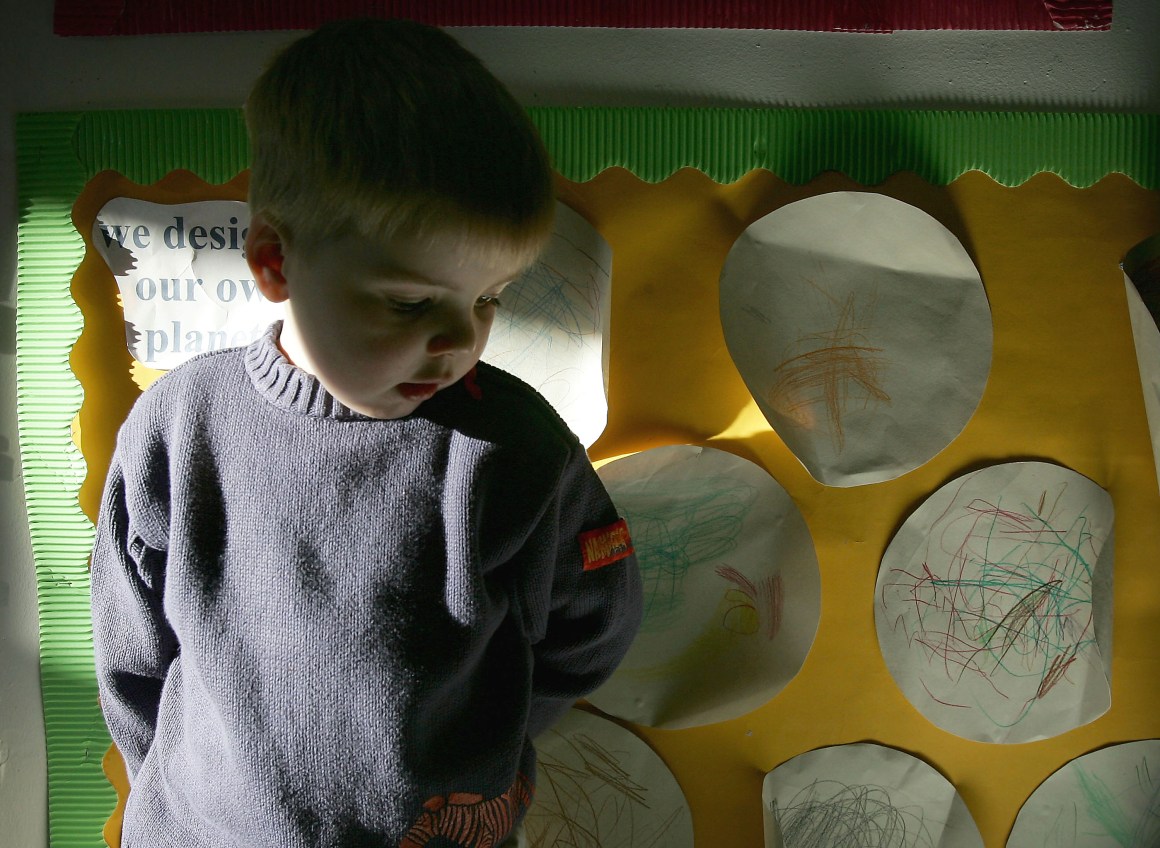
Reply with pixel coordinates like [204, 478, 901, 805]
[53, 0, 1113, 36]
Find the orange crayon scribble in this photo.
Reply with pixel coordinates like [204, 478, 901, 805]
[767, 289, 889, 452]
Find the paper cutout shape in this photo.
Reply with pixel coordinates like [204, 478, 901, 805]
[481, 201, 611, 447]
[719, 192, 992, 487]
[588, 445, 821, 729]
[1007, 739, 1160, 847]
[875, 461, 1114, 743]
[1123, 238, 1160, 496]
[1123, 233, 1160, 326]
[91, 198, 281, 369]
[762, 743, 984, 848]
[1125, 277, 1160, 496]
[527, 709, 694, 848]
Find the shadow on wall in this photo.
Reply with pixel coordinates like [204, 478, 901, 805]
[1125, 233, 1160, 327]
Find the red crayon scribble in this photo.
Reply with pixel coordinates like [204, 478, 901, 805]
[716, 564, 784, 640]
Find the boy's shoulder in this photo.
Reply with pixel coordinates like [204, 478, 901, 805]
[123, 345, 251, 427]
[153, 345, 247, 384]
[141, 345, 247, 394]
[422, 364, 595, 540]
[423, 362, 582, 459]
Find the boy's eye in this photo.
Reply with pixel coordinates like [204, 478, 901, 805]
[476, 294, 502, 309]
[387, 297, 432, 313]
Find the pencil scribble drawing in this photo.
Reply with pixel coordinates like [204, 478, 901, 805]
[528, 729, 685, 848]
[771, 779, 936, 848]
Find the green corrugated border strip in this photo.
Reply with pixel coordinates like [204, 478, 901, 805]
[528, 107, 1160, 186]
[36, 108, 1160, 188]
[15, 107, 1160, 846]
[17, 112, 106, 848]
[16, 109, 252, 848]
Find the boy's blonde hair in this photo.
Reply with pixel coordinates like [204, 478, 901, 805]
[245, 18, 555, 264]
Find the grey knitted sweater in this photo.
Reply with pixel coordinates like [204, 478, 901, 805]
[91, 323, 642, 848]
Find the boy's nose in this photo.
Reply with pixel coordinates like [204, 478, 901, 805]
[427, 314, 478, 356]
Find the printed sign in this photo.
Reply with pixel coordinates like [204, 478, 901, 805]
[92, 198, 282, 369]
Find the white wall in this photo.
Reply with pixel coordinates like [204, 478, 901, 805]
[2, 0, 1157, 842]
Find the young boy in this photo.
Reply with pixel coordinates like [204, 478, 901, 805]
[90, 19, 642, 848]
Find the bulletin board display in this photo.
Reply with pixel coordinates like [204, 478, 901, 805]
[16, 109, 1160, 847]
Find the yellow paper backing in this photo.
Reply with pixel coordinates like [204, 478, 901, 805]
[74, 167, 1160, 847]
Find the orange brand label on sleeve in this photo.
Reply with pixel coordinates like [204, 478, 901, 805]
[579, 518, 634, 571]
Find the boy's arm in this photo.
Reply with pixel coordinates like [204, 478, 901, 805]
[90, 455, 177, 779]
[521, 448, 643, 738]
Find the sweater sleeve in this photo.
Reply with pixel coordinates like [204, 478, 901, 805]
[90, 451, 178, 780]
[520, 446, 643, 738]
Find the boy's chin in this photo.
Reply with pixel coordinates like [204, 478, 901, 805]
[341, 386, 443, 420]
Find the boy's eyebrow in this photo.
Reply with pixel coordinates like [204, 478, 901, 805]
[370, 261, 441, 287]
[370, 261, 519, 290]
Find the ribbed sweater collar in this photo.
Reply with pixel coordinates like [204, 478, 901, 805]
[244, 322, 370, 420]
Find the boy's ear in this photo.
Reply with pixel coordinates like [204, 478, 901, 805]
[246, 213, 290, 303]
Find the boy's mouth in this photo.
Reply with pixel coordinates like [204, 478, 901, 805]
[397, 382, 440, 402]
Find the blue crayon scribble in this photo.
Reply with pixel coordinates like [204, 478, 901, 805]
[495, 259, 597, 369]
[614, 477, 757, 633]
[1072, 756, 1160, 848]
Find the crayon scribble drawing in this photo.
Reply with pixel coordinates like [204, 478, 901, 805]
[876, 462, 1114, 743]
[615, 563, 784, 688]
[768, 286, 890, 453]
[717, 565, 784, 640]
[763, 743, 983, 848]
[1072, 763, 1160, 848]
[526, 710, 693, 848]
[1008, 740, 1160, 848]
[482, 202, 611, 448]
[590, 445, 820, 729]
[719, 191, 991, 487]
[610, 473, 758, 635]
[492, 258, 597, 367]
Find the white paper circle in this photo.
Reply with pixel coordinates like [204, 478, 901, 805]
[719, 192, 992, 487]
[875, 461, 1114, 744]
[1124, 271, 1160, 497]
[762, 743, 983, 848]
[482, 201, 611, 447]
[588, 445, 821, 729]
[1007, 740, 1160, 847]
[527, 709, 694, 848]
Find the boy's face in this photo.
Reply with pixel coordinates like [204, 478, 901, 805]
[254, 224, 528, 419]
